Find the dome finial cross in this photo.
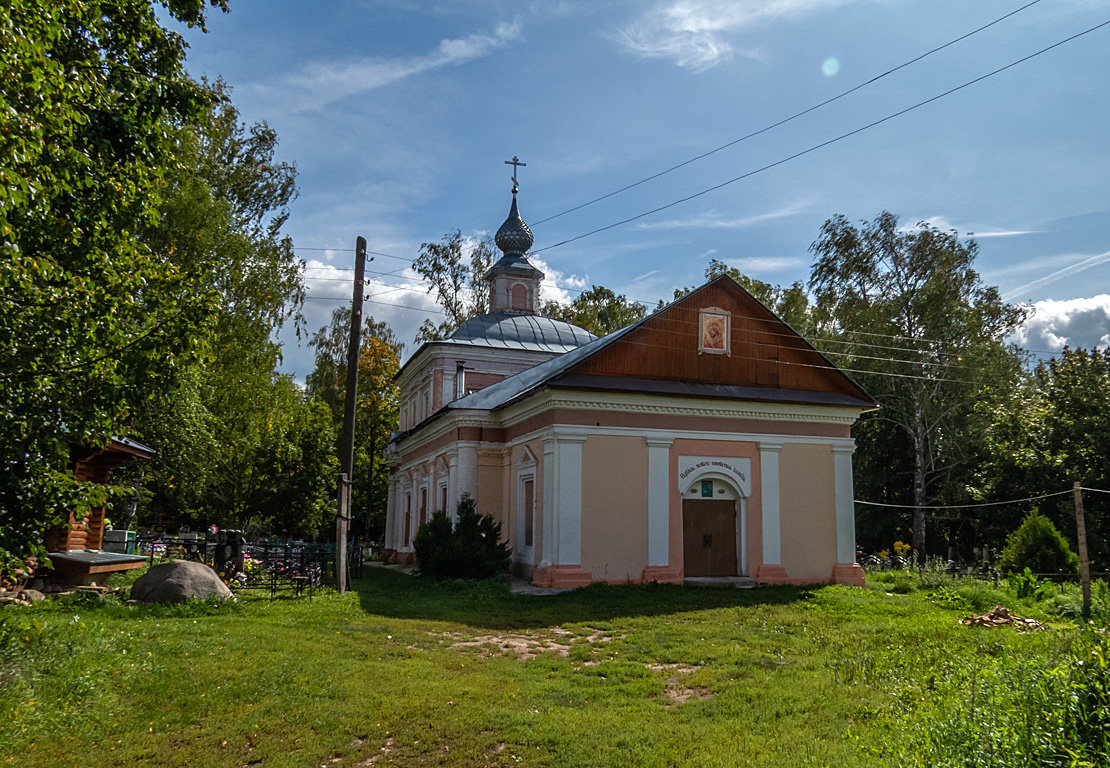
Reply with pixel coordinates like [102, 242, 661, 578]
[504, 155, 526, 194]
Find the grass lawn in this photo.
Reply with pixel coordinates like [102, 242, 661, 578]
[0, 567, 1080, 767]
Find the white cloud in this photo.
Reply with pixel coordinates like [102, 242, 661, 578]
[613, 0, 866, 71]
[1014, 295, 1110, 353]
[636, 204, 805, 230]
[274, 19, 522, 109]
[902, 215, 1037, 239]
[531, 254, 584, 306]
[719, 255, 807, 272]
[1002, 250, 1110, 301]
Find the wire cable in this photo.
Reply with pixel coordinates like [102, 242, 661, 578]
[532, 0, 1045, 226]
[532, 18, 1110, 255]
[853, 489, 1075, 509]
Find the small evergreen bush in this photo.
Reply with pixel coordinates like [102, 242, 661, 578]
[413, 493, 511, 580]
[998, 509, 1079, 575]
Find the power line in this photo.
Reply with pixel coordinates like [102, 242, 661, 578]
[299, 280, 1019, 373]
[532, 18, 1110, 255]
[298, 267, 1036, 358]
[532, 0, 1045, 226]
[854, 489, 1075, 509]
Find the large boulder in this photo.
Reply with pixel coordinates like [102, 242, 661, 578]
[130, 560, 233, 604]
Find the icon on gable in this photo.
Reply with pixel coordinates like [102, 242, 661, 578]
[698, 307, 731, 356]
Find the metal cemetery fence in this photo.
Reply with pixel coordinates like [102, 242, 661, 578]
[133, 531, 359, 598]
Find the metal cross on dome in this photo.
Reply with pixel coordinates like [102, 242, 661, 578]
[504, 155, 526, 193]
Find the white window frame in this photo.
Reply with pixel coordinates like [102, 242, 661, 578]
[515, 447, 538, 563]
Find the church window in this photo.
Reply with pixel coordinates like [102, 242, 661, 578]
[515, 447, 538, 558]
[511, 283, 528, 310]
[522, 479, 534, 547]
[404, 493, 412, 544]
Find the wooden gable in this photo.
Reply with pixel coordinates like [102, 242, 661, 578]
[553, 276, 875, 406]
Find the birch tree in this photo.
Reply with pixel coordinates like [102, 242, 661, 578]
[809, 212, 1026, 557]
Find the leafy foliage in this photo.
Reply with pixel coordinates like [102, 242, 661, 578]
[127, 84, 328, 535]
[541, 285, 647, 337]
[411, 231, 495, 343]
[999, 511, 1079, 576]
[979, 347, 1110, 568]
[306, 307, 402, 541]
[413, 493, 511, 580]
[0, 0, 228, 572]
[809, 212, 1027, 557]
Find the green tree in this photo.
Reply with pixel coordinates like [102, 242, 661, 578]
[411, 231, 495, 343]
[130, 84, 312, 535]
[998, 510, 1079, 575]
[246, 378, 337, 537]
[306, 308, 402, 541]
[0, 0, 227, 572]
[808, 212, 1027, 558]
[413, 493, 511, 580]
[541, 285, 647, 337]
[979, 347, 1110, 568]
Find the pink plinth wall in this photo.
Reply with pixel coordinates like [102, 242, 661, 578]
[640, 565, 683, 584]
[830, 562, 866, 587]
[754, 564, 790, 584]
[532, 564, 593, 589]
[390, 551, 414, 565]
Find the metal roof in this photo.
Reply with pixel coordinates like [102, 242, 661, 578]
[448, 312, 597, 353]
[448, 320, 632, 410]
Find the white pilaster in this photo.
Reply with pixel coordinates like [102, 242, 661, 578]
[456, 441, 479, 507]
[646, 437, 673, 566]
[539, 436, 556, 568]
[445, 450, 458, 520]
[759, 441, 783, 565]
[384, 478, 397, 550]
[555, 434, 587, 565]
[833, 442, 857, 564]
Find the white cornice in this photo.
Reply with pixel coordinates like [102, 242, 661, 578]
[499, 389, 863, 426]
[393, 387, 863, 459]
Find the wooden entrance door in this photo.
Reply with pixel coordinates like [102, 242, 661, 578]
[682, 500, 738, 577]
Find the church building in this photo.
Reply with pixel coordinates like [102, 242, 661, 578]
[383, 175, 877, 588]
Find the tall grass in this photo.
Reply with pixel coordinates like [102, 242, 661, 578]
[890, 630, 1110, 767]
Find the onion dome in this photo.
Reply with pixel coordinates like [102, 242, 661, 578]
[494, 193, 534, 256]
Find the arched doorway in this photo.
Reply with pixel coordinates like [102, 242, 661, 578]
[681, 475, 747, 577]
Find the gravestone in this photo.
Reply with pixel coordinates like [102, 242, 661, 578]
[214, 529, 244, 577]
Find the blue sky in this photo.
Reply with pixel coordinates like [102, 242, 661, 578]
[176, 0, 1110, 378]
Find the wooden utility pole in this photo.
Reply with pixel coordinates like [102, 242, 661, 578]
[1074, 481, 1092, 618]
[336, 236, 367, 593]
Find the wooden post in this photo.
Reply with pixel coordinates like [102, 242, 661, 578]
[336, 236, 367, 593]
[1074, 480, 1091, 619]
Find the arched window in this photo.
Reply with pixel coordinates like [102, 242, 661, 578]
[511, 283, 528, 311]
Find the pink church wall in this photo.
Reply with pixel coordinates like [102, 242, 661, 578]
[580, 436, 649, 583]
[778, 444, 839, 582]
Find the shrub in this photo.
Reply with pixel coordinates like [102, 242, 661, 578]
[998, 510, 1079, 575]
[413, 493, 511, 580]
